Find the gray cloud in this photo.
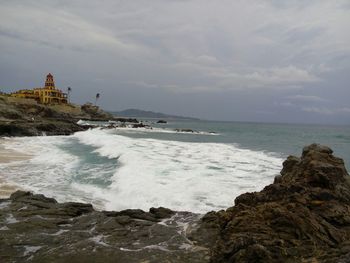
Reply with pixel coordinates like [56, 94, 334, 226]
[302, 107, 350, 115]
[286, 95, 327, 102]
[0, 0, 349, 124]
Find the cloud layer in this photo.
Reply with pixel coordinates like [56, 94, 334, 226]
[0, 0, 349, 124]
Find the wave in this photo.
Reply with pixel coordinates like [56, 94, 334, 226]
[0, 129, 283, 213]
[77, 120, 219, 136]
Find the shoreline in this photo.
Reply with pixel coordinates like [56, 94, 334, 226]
[0, 140, 31, 198]
[0, 140, 32, 163]
[0, 144, 350, 262]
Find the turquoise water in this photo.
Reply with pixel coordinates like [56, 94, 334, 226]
[133, 119, 350, 169]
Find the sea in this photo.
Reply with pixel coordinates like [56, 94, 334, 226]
[1, 119, 349, 214]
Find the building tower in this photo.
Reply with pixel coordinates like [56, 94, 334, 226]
[45, 73, 55, 90]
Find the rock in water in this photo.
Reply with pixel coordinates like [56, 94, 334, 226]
[206, 144, 350, 262]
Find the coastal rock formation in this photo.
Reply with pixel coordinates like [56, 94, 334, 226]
[0, 191, 209, 263]
[80, 103, 114, 120]
[1, 144, 350, 262]
[205, 144, 350, 262]
[0, 119, 88, 136]
[0, 96, 114, 136]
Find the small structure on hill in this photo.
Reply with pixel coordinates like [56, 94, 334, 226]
[11, 73, 68, 104]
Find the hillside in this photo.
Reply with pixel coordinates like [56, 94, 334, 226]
[111, 108, 199, 120]
[0, 95, 113, 136]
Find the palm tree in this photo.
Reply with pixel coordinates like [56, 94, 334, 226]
[95, 93, 100, 106]
[67, 87, 71, 103]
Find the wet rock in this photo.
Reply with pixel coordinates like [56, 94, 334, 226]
[209, 144, 350, 263]
[175, 128, 195, 133]
[113, 118, 139, 123]
[149, 207, 174, 219]
[0, 119, 88, 137]
[0, 191, 209, 262]
[157, 120, 167, 124]
[132, 122, 151, 129]
[0, 96, 112, 136]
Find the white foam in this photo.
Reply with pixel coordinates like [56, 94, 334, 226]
[144, 244, 170, 252]
[44, 229, 69, 236]
[18, 206, 28, 211]
[0, 136, 82, 203]
[23, 246, 41, 256]
[72, 129, 283, 213]
[0, 129, 283, 214]
[0, 201, 11, 210]
[6, 214, 19, 224]
[106, 126, 219, 136]
[89, 235, 110, 247]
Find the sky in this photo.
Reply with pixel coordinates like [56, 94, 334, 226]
[0, 0, 349, 124]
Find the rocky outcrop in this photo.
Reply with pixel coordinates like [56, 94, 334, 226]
[0, 191, 209, 263]
[0, 96, 113, 136]
[80, 103, 114, 120]
[0, 119, 89, 136]
[205, 144, 350, 263]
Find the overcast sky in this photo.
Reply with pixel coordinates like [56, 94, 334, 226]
[1, 0, 349, 124]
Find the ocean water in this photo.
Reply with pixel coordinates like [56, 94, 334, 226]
[1, 120, 349, 213]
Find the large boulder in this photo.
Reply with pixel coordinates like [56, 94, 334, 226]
[207, 144, 350, 262]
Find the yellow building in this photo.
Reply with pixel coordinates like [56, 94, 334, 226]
[11, 73, 68, 104]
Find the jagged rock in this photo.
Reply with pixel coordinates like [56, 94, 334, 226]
[175, 128, 195, 133]
[81, 103, 114, 120]
[0, 95, 113, 136]
[0, 191, 208, 262]
[132, 122, 151, 128]
[208, 144, 350, 263]
[113, 118, 139, 123]
[0, 120, 88, 136]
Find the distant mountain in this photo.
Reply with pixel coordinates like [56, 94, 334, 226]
[110, 109, 200, 120]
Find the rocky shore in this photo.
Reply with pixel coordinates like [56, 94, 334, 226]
[1, 144, 350, 262]
[0, 95, 136, 136]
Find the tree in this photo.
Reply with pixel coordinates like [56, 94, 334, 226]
[95, 93, 100, 106]
[67, 87, 71, 103]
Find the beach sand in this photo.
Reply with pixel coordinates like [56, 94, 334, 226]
[0, 142, 31, 163]
[0, 140, 32, 198]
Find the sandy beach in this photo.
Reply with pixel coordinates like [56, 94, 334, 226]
[0, 140, 32, 163]
[0, 139, 32, 198]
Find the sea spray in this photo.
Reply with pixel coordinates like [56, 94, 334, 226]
[0, 128, 283, 213]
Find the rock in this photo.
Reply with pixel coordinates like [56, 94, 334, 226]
[157, 120, 167, 124]
[132, 122, 151, 129]
[175, 128, 195, 133]
[149, 207, 174, 219]
[208, 144, 350, 263]
[0, 119, 88, 136]
[0, 95, 113, 136]
[0, 191, 209, 262]
[113, 118, 139, 123]
[81, 103, 114, 120]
